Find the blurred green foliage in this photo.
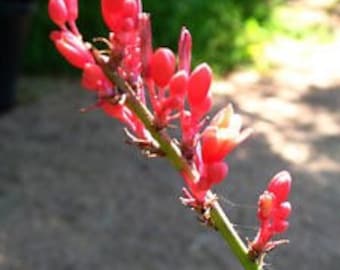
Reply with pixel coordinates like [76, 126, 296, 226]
[24, 0, 280, 75]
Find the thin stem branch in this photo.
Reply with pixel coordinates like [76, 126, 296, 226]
[210, 199, 262, 270]
[94, 53, 262, 270]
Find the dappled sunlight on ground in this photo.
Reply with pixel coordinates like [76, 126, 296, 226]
[211, 16, 340, 264]
[213, 72, 339, 170]
[212, 0, 340, 178]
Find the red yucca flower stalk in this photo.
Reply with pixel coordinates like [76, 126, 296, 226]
[48, 1, 293, 269]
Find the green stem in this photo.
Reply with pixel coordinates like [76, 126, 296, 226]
[95, 54, 262, 270]
[97, 59, 196, 179]
[210, 199, 262, 270]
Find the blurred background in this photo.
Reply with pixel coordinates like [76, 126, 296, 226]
[0, 0, 339, 269]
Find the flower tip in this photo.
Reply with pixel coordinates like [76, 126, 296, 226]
[65, 0, 79, 22]
[48, 0, 68, 27]
[268, 170, 292, 202]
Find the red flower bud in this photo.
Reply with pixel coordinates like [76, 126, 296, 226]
[187, 63, 212, 107]
[267, 171, 292, 202]
[101, 0, 139, 33]
[51, 31, 94, 69]
[82, 63, 112, 92]
[64, 0, 78, 22]
[275, 201, 292, 220]
[191, 94, 212, 120]
[205, 161, 228, 186]
[272, 220, 289, 233]
[139, 13, 153, 78]
[101, 102, 136, 131]
[178, 27, 192, 74]
[101, 0, 125, 32]
[123, 0, 138, 17]
[48, 0, 68, 27]
[102, 0, 125, 14]
[250, 171, 292, 256]
[150, 48, 176, 88]
[169, 70, 188, 97]
[258, 191, 275, 220]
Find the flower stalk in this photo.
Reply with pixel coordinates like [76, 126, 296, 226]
[95, 52, 262, 270]
[48, 1, 292, 269]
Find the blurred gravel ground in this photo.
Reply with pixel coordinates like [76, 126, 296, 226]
[0, 74, 339, 270]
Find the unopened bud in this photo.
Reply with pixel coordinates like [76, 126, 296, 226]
[48, 0, 68, 27]
[169, 70, 188, 97]
[178, 27, 192, 74]
[65, 0, 78, 22]
[187, 63, 212, 107]
[267, 171, 292, 202]
[51, 31, 94, 69]
[150, 48, 176, 88]
[205, 161, 229, 186]
[258, 191, 274, 220]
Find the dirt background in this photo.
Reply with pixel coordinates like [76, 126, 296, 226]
[0, 1, 340, 270]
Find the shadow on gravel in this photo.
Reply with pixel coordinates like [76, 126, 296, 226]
[301, 85, 340, 112]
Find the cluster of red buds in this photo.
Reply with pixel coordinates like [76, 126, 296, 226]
[48, 0, 253, 204]
[249, 171, 292, 260]
[48, 0, 292, 263]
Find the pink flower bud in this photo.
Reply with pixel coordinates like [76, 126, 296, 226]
[101, 102, 136, 131]
[169, 70, 188, 97]
[81, 63, 112, 91]
[267, 171, 292, 202]
[258, 191, 275, 220]
[249, 172, 292, 256]
[187, 63, 212, 107]
[64, 0, 78, 22]
[150, 48, 176, 88]
[136, 0, 142, 13]
[191, 94, 212, 120]
[48, 0, 68, 27]
[178, 27, 192, 74]
[102, 0, 125, 14]
[272, 220, 289, 233]
[101, 0, 139, 33]
[275, 202, 292, 220]
[101, 0, 125, 32]
[139, 14, 153, 78]
[50, 31, 94, 69]
[186, 161, 228, 203]
[123, 0, 138, 17]
[180, 110, 195, 145]
[205, 161, 228, 186]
